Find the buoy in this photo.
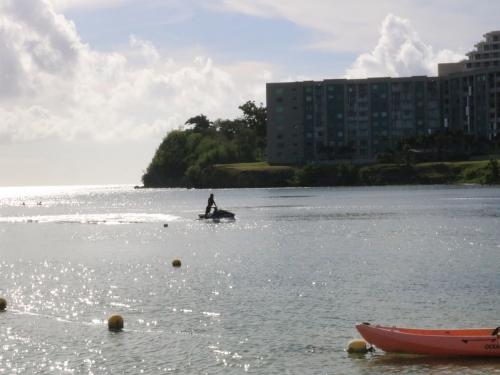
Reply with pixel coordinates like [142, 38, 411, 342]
[108, 314, 124, 332]
[163, 223, 168, 228]
[172, 259, 181, 268]
[0, 298, 6, 311]
[346, 339, 369, 354]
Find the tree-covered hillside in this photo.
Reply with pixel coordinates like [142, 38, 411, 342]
[142, 101, 266, 187]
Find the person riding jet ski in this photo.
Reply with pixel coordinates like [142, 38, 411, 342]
[205, 193, 216, 217]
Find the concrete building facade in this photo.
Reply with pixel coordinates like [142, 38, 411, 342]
[267, 31, 500, 164]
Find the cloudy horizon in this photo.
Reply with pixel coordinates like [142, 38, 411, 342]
[0, 0, 498, 186]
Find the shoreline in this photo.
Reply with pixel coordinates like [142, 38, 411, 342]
[141, 159, 499, 189]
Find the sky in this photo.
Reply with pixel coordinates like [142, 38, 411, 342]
[0, 0, 499, 186]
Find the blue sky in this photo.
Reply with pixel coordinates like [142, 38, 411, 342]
[66, 1, 355, 78]
[0, 0, 499, 186]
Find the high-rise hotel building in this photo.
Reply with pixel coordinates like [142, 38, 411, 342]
[267, 31, 500, 164]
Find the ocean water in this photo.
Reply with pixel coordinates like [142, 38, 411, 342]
[1, 185, 500, 374]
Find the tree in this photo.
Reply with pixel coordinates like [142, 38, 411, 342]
[213, 118, 245, 140]
[185, 114, 211, 132]
[238, 101, 267, 138]
[142, 130, 190, 187]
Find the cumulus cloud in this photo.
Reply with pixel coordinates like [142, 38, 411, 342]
[345, 14, 465, 78]
[49, 0, 127, 11]
[0, 0, 272, 143]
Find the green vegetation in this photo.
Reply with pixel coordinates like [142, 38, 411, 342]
[484, 158, 500, 184]
[142, 101, 266, 187]
[203, 159, 499, 188]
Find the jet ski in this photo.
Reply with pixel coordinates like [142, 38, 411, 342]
[198, 208, 235, 220]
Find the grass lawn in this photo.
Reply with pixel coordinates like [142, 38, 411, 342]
[214, 162, 295, 172]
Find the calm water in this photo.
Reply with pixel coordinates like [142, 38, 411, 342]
[1, 185, 500, 374]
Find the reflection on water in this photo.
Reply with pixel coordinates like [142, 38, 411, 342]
[276, 211, 396, 221]
[267, 195, 315, 199]
[0, 213, 180, 225]
[353, 352, 500, 374]
[1, 185, 500, 374]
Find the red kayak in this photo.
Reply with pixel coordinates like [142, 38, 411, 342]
[356, 323, 500, 356]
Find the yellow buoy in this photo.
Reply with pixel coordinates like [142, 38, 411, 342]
[172, 259, 181, 268]
[108, 314, 124, 332]
[346, 339, 369, 354]
[0, 297, 6, 311]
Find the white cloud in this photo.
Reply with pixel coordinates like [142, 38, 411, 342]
[213, 0, 500, 54]
[345, 14, 465, 78]
[0, 0, 273, 144]
[49, 0, 128, 11]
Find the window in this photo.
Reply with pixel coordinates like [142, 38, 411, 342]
[276, 88, 284, 95]
[358, 85, 368, 98]
[276, 106, 284, 113]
